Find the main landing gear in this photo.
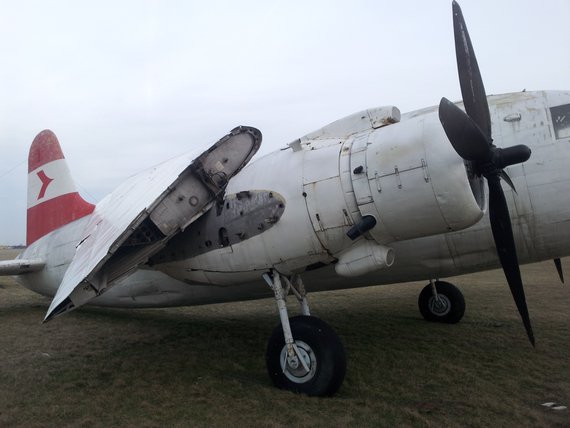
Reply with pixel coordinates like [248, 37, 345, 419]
[418, 280, 465, 324]
[262, 270, 346, 396]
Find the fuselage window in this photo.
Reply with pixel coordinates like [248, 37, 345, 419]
[550, 104, 570, 139]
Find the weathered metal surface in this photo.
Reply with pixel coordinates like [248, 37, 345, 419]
[357, 109, 485, 243]
[301, 141, 355, 254]
[0, 259, 45, 275]
[26, 131, 95, 246]
[300, 106, 400, 141]
[10, 91, 570, 311]
[150, 190, 286, 262]
[45, 126, 261, 320]
[335, 240, 394, 277]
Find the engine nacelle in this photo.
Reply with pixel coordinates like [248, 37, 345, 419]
[350, 109, 485, 244]
[157, 106, 486, 284]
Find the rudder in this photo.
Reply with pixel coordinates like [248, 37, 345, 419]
[26, 130, 95, 246]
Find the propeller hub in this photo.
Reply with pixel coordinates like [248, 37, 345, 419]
[491, 145, 532, 170]
[474, 145, 532, 178]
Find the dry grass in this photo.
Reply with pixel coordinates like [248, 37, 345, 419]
[1, 248, 569, 427]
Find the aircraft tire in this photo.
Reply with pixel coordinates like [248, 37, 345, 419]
[418, 280, 465, 324]
[266, 315, 346, 396]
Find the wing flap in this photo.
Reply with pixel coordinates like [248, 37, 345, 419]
[45, 126, 261, 320]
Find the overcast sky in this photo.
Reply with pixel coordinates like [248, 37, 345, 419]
[1, 0, 569, 245]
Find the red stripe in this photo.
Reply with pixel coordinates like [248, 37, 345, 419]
[27, 193, 95, 245]
[28, 130, 65, 173]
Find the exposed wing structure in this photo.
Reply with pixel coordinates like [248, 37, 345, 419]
[0, 259, 45, 275]
[45, 126, 261, 321]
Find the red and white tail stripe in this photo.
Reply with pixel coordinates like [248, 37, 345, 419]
[26, 130, 95, 246]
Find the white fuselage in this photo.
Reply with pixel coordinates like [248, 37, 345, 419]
[17, 91, 570, 308]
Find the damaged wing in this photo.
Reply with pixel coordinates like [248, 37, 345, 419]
[45, 126, 261, 321]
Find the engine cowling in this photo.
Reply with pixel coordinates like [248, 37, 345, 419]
[350, 109, 485, 244]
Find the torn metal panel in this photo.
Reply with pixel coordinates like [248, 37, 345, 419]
[150, 190, 286, 262]
[45, 126, 261, 321]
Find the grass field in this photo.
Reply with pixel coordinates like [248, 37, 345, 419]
[1, 248, 569, 427]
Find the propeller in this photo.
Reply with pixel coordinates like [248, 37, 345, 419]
[553, 258, 565, 284]
[439, 1, 535, 345]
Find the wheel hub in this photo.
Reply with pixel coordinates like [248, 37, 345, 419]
[429, 295, 451, 316]
[280, 340, 317, 384]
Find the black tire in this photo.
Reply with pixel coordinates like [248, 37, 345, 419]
[418, 280, 465, 324]
[266, 315, 346, 396]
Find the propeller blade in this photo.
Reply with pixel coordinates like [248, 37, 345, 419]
[443, 2, 535, 345]
[452, 1, 492, 141]
[499, 170, 517, 194]
[439, 97, 492, 162]
[487, 175, 535, 346]
[554, 258, 565, 284]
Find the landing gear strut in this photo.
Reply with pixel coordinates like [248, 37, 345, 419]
[418, 280, 465, 324]
[263, 270, 346, 396]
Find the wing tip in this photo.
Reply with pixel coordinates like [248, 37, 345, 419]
[44, 297, 75, 323]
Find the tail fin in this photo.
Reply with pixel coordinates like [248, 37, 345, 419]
[26, 130, 95, 246]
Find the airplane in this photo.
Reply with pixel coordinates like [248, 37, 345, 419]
[1, 1, 569, 397]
